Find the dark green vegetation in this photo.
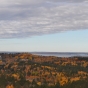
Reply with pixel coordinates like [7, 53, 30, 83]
[0, 53, 88, 88]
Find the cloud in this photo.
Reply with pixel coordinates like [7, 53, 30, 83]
[0, 0, 88, 38]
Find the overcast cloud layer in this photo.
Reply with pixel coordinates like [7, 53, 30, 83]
[0, 0, 88, 38]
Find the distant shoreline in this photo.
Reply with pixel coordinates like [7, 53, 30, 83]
[0, 52, 88, 58]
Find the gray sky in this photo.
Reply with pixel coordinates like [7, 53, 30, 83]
[0, 0, 88, 38]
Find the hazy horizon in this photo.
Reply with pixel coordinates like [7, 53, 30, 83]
[0, 51, 88, 53]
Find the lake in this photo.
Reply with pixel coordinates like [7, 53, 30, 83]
[31, 52, 88, 57]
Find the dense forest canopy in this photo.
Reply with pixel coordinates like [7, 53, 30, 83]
[0, 53, 88, 88]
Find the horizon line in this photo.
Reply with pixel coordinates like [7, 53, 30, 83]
[0, 51, 88, 53]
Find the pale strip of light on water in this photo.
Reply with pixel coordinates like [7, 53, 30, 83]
[31, 52, 88, 57]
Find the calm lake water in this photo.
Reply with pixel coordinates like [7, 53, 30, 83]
[31, 52, 88, 57]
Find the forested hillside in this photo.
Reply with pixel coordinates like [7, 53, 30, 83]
[0, 53, 88, 88]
